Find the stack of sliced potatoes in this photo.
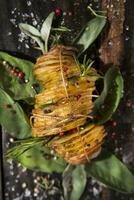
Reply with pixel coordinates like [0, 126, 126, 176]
[32, 45, 106, 164]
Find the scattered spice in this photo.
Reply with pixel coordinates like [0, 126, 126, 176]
[12, 110, 17, 114]
[18, 72, 25, 79]
[59, 132, 64, 137]
[55, 8, 62, 15]
[4, 104, 12, 109]
[112, 120, 117, 127]
[76, 94, 81, 100]
[10, 68, 18, 76]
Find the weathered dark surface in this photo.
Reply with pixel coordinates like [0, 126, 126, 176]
[0, 0, 134, 200]
[100, 0, 124, 65]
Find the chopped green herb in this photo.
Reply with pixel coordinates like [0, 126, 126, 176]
[41, 100, 55, 108]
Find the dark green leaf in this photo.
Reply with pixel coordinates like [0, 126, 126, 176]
[0, 88, 31, 139]
[19, 23, 41, 36]
[74, 17, 106, 54]
[62, 165, 75, 200]
[70, 165, 87, 200]
[0, 51, 37, 104]
[62, 165, 87, 200]
[16, 145, 67, 173]
[6, 136, 53, 159]
[85, 152, 134, 193]
[40, 12, 55, 52]
[93, 66, 123, 124]
[52, 26, 71, 32]
[19, 23, 45, 53]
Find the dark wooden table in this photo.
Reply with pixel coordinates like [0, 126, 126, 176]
[0, 0, 134, 199]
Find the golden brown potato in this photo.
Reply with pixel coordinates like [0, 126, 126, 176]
[31, 45, 106, 164]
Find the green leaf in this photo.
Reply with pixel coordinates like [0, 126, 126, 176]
[62, 165, 75, 200]
[62, 165, 87, 200]
[19, 23, 45, 53]
[52, 26, 71, 32]
[70, 165, 87, 200]
[0, 51, 37, 104]
[85, 152, 134, 193]
[16, 145, 67, 173]
[74, 16, 106, 54]
[93, 66, 124, 124]
[19, 23, 41, 37]
[87, 6, 106, 19]
[40, 12, 55, 52]
[0, 88, 31, 139]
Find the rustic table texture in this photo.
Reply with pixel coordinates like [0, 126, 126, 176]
[0, 0, 134, 200]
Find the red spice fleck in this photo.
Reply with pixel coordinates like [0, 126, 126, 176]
[76, 94, 81, 100]
[10, 69, 15, 74]
[55, 8, 62, 15]
[112, 120, 117, 127]
[59, 132, 64, 137]
[12, 110, 16, 114]
[4, 104, 12, 109]
[11, 68, 18, 76]
[68, 128, 77, 134]
[18, 72, 25, 79]
[63, 67, 68, 73]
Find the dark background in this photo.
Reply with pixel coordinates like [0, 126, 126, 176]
[0, 0, 134, 200]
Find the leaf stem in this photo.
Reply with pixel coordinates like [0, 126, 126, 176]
[51, 26, 71, 32]
[6, 136, 54, 160]
[87, 6, 106, 19]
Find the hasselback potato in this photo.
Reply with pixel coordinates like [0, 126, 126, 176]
[31, 45, 106, 164]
